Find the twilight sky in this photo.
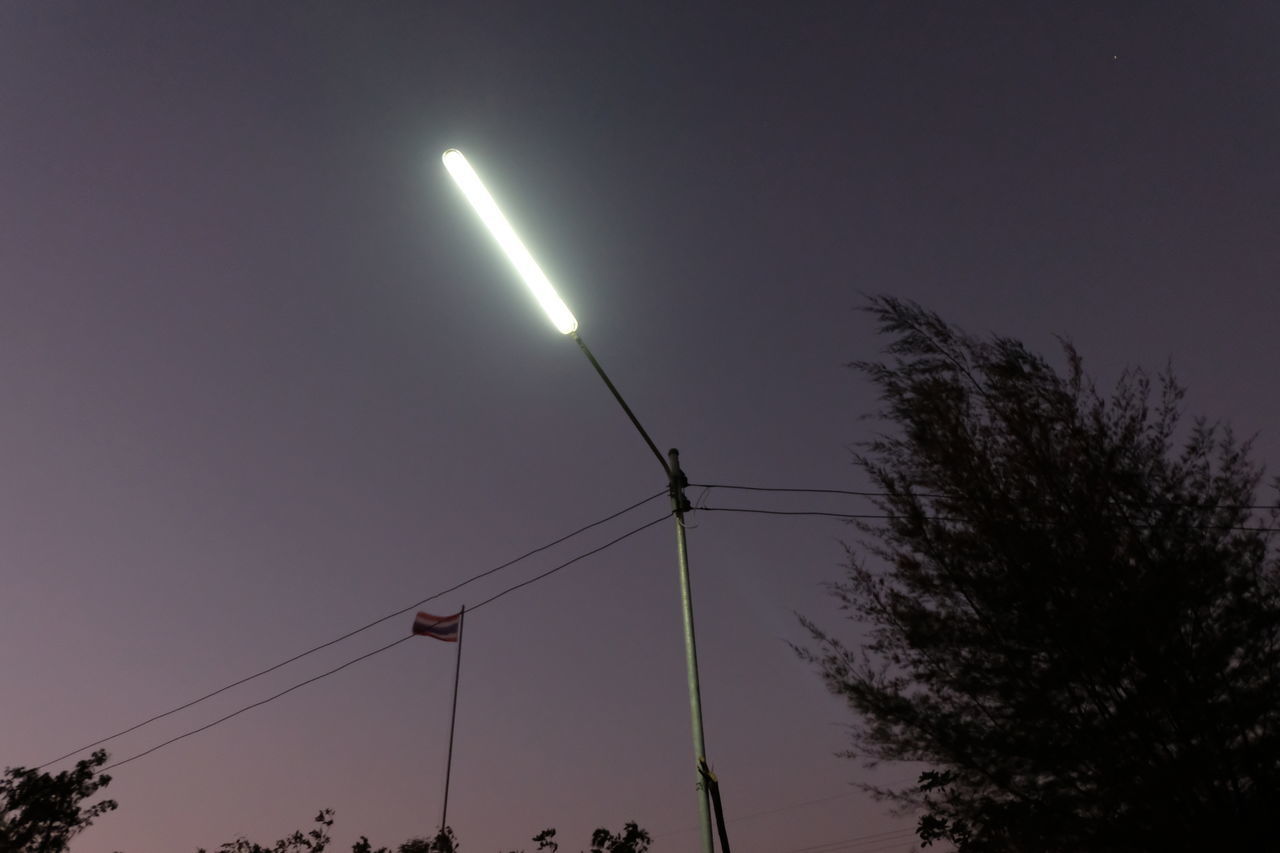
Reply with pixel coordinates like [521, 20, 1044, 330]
[2, 3, 1278, 852]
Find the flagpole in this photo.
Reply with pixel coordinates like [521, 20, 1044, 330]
[441, 605, 466, 833]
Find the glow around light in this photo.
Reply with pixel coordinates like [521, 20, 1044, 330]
[442, 149, 578, 335]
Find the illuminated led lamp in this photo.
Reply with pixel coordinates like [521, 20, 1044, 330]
[442, 149, 579, 335]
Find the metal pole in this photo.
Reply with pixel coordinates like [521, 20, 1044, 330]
[699, 759, 733, 853]
[444, 150, 715, 851]
[671, 449, 715, 853]
[568, 329, 715, 853]
[572, 332, 671, 477]
[441, 605, 466, 833]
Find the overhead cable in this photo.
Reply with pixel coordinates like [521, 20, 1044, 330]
[39, 489, 666, 770]
[693, 482, 1278, 512]
[97, 511, 670, 772]
[698, 505, 1280, 533]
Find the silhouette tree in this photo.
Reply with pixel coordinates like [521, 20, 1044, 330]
[208, 815, 645, 853]
[587, 822, 650, 853]
[503, 823, 648, 853]
[500, 827, 558, 853]
[0, 749, 117, 853]
[197, 808, 334, 853]
[392, 828, 456, 853]
[802, 296, 1280, 851]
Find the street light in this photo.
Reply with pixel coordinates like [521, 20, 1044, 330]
[443, 148, 717, 853]
[441, 150, 577, 336]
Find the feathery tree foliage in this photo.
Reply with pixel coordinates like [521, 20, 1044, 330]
[199, 812, 646, 853]
[802, 296, 1280, 851]
[0, 750, 117, 853]
[0, 752, 645, 853]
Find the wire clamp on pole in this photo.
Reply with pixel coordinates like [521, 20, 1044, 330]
[668, 448, 692, 514]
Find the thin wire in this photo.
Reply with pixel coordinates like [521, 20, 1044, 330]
[98, 511, 671, 773]
[797, 839, 916, 853]
[469, 514, 669, 611]
[778, 828, 916, 853]
[693, 484, 919, 499]
[102, 635, 413, 772]
[653, 789, 861, 837]
[39, 489, 666, 770]
[698, 505, 1280, 533]
[693, 482, 1278, 512]
[653, 777, 926, 843]
[700, 507, 911, 521]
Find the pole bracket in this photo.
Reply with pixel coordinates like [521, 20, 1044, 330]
[668, 448, 692, 514]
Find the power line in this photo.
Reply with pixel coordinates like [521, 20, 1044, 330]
[101, 635, 412, 772]
[779, 827, 917, 853]
[39, 490, 667, 770]
[654, 791, 916, 853]
[654, 789, 861, 837]
[98, 511, 670, 773]
[700, 507, 911, 521]
[693, 482, 1278, 513]
[697, 505, 1280, 533]
[693, 484, 913, 499]
[804, 839, 917, 853]
[469, 513, 668, 611]
[655, 773, 929, 841]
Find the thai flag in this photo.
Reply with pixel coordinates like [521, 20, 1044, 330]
[413, 611, 462, 642]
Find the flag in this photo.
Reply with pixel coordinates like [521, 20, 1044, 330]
[413, 610, 462, 642]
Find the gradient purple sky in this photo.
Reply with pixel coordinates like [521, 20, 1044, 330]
[3, 3, 1278, 852]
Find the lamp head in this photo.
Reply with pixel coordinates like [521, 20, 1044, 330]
[442, 149, 578, 335]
